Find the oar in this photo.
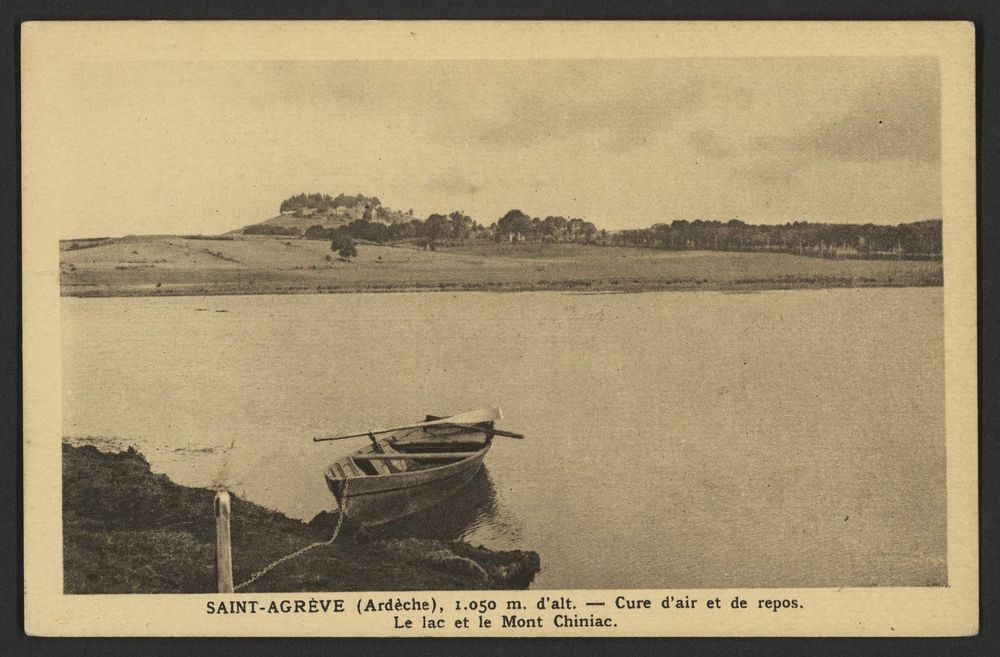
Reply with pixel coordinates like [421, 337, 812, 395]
[313, 408, 502, 443]
[448, 423, 525, 439]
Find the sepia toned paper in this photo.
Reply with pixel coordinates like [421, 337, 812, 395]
[22, 20, 977, 636]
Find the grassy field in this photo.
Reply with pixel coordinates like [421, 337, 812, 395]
[63, 443, 540, 593]
[60, 235, 944, 298]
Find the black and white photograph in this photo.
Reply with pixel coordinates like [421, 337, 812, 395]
[21, 21, 978, 637]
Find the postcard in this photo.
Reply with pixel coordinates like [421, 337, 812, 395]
[22, 20, 977, 636]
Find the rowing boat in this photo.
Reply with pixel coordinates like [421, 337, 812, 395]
[314, 408, 522, 526]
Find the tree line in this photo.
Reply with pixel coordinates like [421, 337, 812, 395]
[301, 213, 941, 258]
[299, 209, 606, 247]
[303, 211, 485, 248]
[612, 219, 942, 258]
[280, 192, 383, 214]
[271, 192, 943, 259]
[495, 210, 603, 244]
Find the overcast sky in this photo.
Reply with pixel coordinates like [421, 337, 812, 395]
[46, 57, 940, 237]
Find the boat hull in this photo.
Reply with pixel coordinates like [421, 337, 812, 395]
[327, 445, 490, 526]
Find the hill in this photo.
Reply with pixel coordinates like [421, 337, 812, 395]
[237, 192, 418, 235]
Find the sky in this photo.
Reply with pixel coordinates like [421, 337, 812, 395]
[43, 57, 941, 237]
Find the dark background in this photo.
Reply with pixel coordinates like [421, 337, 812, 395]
[1, 1, 996, 656]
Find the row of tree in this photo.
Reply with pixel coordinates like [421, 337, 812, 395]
[495, 210, 601, 243]
[301, 209, 611, 247]
[612, 219, 942, 257]
[274, 192, 943, 259]
[304, 211, 486, 247]
[302, 213, 942, 257]
[279, 193, 383, 214]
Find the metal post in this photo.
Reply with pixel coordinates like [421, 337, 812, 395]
[215, 490, 234, 593]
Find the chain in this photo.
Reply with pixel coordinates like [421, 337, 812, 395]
[234, 478, 349, 591]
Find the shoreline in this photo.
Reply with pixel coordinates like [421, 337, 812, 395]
[61, 277, 943, 299]
[60, 237, 944, 299]
[63, 443, 541, 593]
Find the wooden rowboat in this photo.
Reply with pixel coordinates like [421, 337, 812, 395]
[314, 408, 523, 526]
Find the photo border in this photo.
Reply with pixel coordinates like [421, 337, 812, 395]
[4, 2, 998, 654]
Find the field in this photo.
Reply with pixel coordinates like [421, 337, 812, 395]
[60, 235, 944, 298]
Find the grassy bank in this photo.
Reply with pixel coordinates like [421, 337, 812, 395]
[63, 444, 540, 593]
[60, 235, 943, 298]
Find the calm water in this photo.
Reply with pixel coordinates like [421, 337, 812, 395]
[62, 288, 946, 589]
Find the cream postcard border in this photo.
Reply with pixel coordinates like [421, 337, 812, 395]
[22, 21, 978, 637]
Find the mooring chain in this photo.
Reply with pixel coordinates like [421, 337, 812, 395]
[234, 478, 349, 591]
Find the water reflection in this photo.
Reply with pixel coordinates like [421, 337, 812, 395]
[362, 467, 522, 545]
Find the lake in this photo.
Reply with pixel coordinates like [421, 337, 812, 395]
[62, 287, 946, 589]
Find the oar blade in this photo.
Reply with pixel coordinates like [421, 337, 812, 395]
[427, 407, 501, 427]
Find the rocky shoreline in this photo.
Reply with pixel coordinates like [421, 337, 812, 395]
[63, 444, 540, 593]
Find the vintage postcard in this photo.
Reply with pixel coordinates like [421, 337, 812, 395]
[22, 21, 977, 636]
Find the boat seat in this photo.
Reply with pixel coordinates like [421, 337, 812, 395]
[393, 440, 484, 452]
[341, 460, 365, 478]
[368, 456, 392, 475]
[380, 443, 410, 473]
[350, 443, 410, 476]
